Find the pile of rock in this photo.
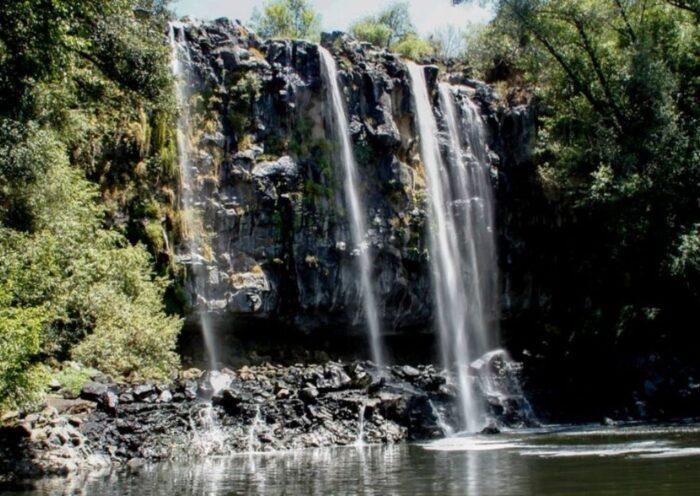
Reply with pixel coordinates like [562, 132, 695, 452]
[1, 360, 534, 480]
[0, 400, 109, 480]
[80, 361, 456, 462]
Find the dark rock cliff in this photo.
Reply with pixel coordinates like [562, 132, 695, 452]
[171, 20, 535, 357]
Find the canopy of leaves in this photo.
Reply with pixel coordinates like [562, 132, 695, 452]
[461, 0, 699, 347]
[0, 125, 181, 381]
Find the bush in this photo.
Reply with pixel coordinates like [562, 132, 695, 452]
[71, 246, 182, 380]
[0, 304, 47, 412]
[0, 126, 182, 388]
[392, 34, 434, 60]
[250, 0, 321, 40]
[51, 364, 99, 398]
[350, 20, 393, 48]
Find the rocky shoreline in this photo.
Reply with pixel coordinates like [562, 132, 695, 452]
[0, 358, 534, 482]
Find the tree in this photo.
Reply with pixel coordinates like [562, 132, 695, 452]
[458, 0, 699, 348]
[350, 2, 417, 48]
[251, 0, 321, 40]
[431, 24, 468, 59]
[0, 0, 181, 411]
[349, 2, 433, 59]
[376, 2, 415, 45]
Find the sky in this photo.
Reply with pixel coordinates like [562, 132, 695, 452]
[172, 0, 493, 37]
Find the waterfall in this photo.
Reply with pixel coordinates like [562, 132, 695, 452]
[189, 403, 227, 455]
[439, 83, 499, 359]
[407, 63, 501, 432]
[319, 46, 385, 368]
[169, 22, 218, 370]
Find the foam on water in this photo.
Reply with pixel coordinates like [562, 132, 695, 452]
[521, 441, 670, 458]
[423, 435, 524, 452]
[635, 447, 700, 459]
[422, 423, 700, 459]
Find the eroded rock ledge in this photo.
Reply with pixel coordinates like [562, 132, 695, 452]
[1, 359, 533, 481]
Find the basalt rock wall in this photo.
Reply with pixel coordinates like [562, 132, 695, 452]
[172, 19, 535, 347]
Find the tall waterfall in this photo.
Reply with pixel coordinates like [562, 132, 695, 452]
[439, 83, 499, 359]
[319, 47, 385, 367]
[407, 63, 499, 432]
[169, 23, 218, 370]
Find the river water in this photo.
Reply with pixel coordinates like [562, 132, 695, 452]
[7, 423, 700, 495]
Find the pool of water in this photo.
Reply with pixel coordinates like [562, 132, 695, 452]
[7, 423, 700, 495]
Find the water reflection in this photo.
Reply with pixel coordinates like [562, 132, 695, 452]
[10, 424, 700, 496]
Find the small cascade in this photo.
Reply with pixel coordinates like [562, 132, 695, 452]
[188, 370, 232, 454]
[247, 405, 262, 453]
[429, 400, 454, 437]
[472, 350, 538, 426]
[169, 22, 218, 370]
[319, 46, 385, 367]
[354, 403, 367, 447]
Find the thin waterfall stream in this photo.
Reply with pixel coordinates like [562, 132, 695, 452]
[169, 23, 218, 371]
[319, 46, 385, 368]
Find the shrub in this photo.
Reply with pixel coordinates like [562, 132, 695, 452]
[350, 21, 393, 48]
[51, 364, 99, 398]
[250, 0, 321, 40]
[392, 34, 434, 60]
[0, 126, 182, 388]
[0, 304, 47, 412]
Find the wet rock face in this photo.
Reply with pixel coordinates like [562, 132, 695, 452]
[172, 20, 535, 342]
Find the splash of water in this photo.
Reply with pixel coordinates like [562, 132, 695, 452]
[247, 405, 262, 453]
[319, 46, 385, 367]
[189, 403, 227, 455]
[354, 403, 367, 447]
[169, 22, 218, 370]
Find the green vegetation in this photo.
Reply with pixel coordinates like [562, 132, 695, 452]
[350, 2, 415, 48]
[250, 0, 321, 40]
[459, 0, 699, 348]
[0, 0, 181, 412]
[50, 364, 100, 398]
[227, 72, 263, 147]
[392, 34, 434, 60]
[349, 2, 435, 59]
